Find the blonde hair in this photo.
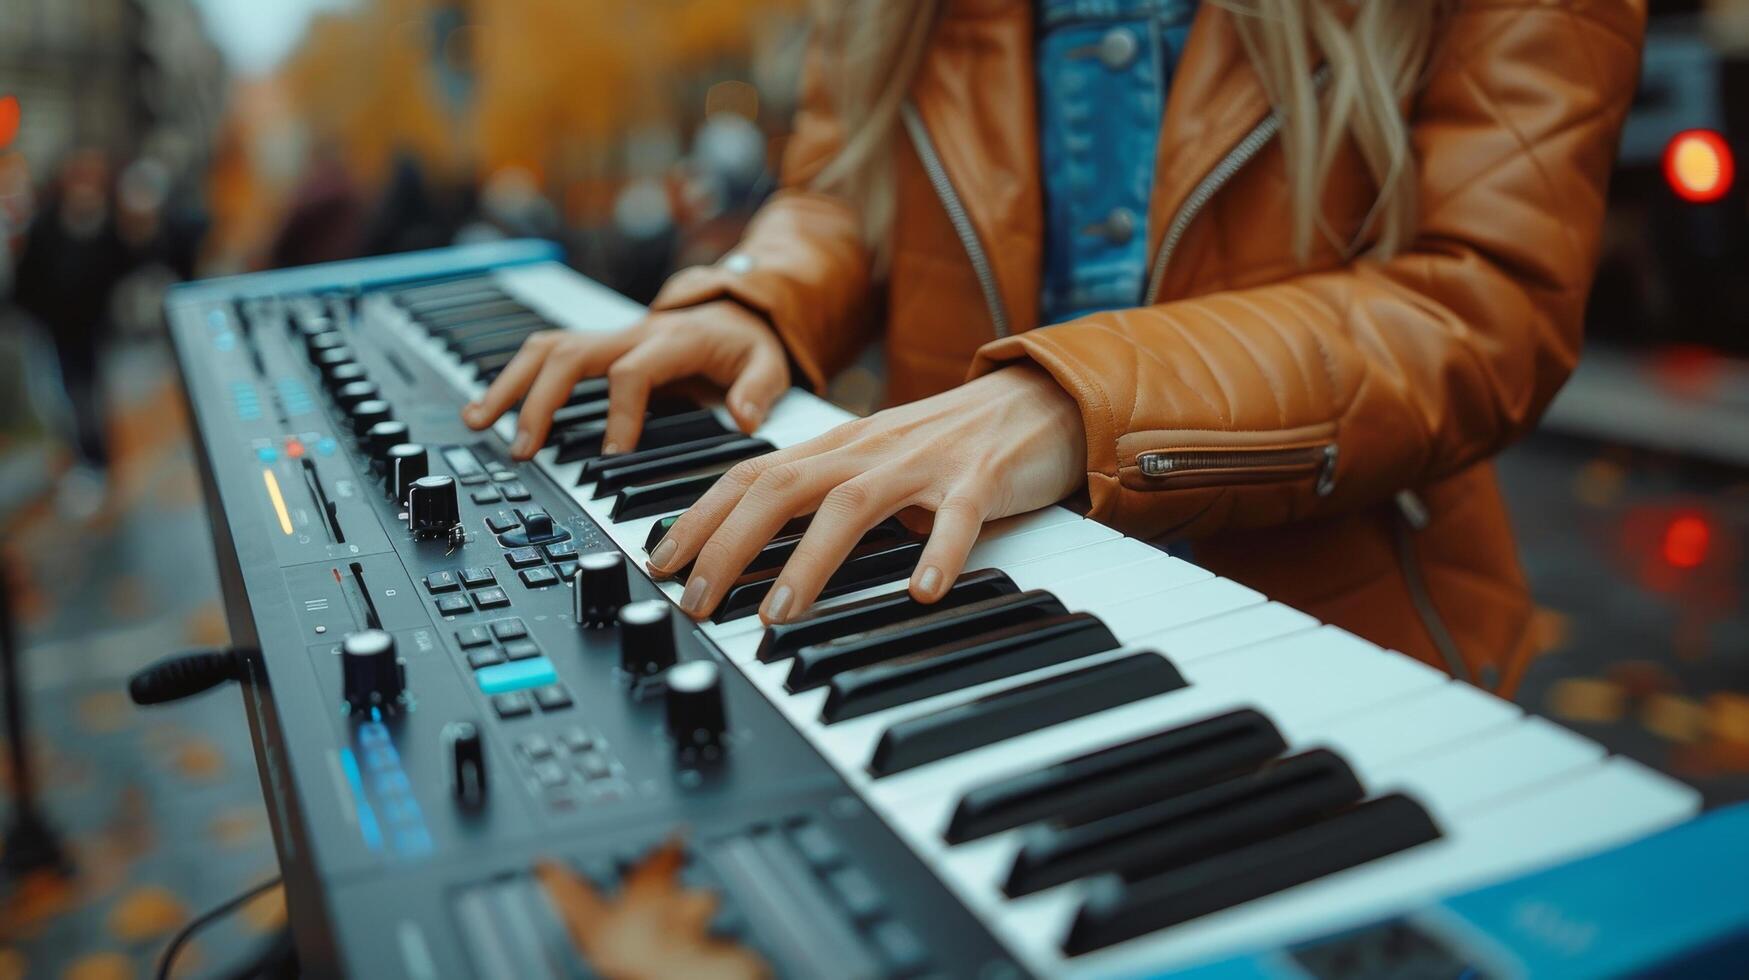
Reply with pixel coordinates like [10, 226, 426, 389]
[811, 0, 1442, 264]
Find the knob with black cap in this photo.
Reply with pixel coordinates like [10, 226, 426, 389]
[315, 346, 356, 381]
[306, 330, 345, 361]
[665, 660, 727, 752]
[334, 379, 378, 409]
[443, 721, 487, 808]
[349, 398, 393, 433]
[407, 475, 461, 538]
[326, 361, 368, 390]
[618, 600, 678, 677]
[365, 420, 411, 459]
[573, 551, 629, 628]
[387, 444, 429, 505]
[341, 629, 404, 713]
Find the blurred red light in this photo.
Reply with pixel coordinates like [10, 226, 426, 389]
[285, 438, 305, 459]
[1663, 130, 1734, 203]
[0, 96, 18, 150]
[1661, 514, 1712, 569]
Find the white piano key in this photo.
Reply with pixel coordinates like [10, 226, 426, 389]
[1047, 555, 1208, 613]
[1314, 681, 1522, 776]
[1152, 601, 1319, 662]
[1096, 577, 1264, 642]
[1372, 716, 1604, 818]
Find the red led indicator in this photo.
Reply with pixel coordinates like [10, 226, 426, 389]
[285, 438, 306, 459]
[1663, 129, 1734, 203]
[1660, 514, 1712, 569]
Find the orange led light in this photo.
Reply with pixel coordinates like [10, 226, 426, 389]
[285, 438, 305, 458]
[1663, 129, 1734, 203]
[0, 96, 18, 149]
[1660, 514, 1711, 569]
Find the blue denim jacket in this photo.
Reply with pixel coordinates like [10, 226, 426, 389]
[1036, 0, 1199, 327]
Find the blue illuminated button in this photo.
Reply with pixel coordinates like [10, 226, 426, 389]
[476, 657, 558, 695]
[256, 446, 278, 463]
[316, 438, 338, 456]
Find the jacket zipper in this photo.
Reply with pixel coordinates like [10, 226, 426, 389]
[901, 102, 1013, 338]
[1137, 443, 1339, 496]
[1144, 65, 1331, 305]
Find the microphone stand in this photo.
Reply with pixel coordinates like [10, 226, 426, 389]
[0, 562, 70, 880]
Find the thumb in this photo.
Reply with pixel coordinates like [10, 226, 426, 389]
[724, 340, 788, 434]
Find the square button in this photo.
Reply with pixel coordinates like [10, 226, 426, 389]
[435, 595, 471, 616]
[504, 547, 543, 568]
[560, 726, 595, 751]
[574, 751, 611, 779]
[520, 735, 554, 759]
[471, 487, 502, 505]
[532, 760, 568, 787]
[485, 515, 519, 534]
[490, 618, 528, 641]
[789, 822, 844, 870]
[454, 626, 492, 648]
[467, 647, 505, 669]
[460, 566, 497, 589]
[424, 570, 460, 594]
[500, 481, 532, 502]
[492, 691, 533, 718]
[472, 587, 510, 610]
[544, 540, 578, 560]
[491, 470, 518, 483]
[554, 560, 579, 583]
[826, 868, 884, 922]
[502, 639, 541, 661]
[533, 683, 573, 711]
[520, 566, 559, 589]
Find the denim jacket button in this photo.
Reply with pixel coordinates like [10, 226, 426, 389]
[1100, 207, 1136, 244]
[1098, 28, 1139, 70]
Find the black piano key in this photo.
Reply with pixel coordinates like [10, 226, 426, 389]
[592, 437, 772, 499]
[473, 349, 519, 379]
[567, 377, 611, 404]
[787, 589, 1067, 693]
[576, 432, 742, 482]
[714, 540, 926, 625]
[554, 409, 730, 464]
[1062, 794, 1441, 955]
[754, 568, 1021, 663]
[546, 396, 697, 446]
[452, 328, 542, 363]
[683, 516, 914, 588]
[643, 513, 813, 556]
[820, 612, 1118, 723]
[610, 471, 725, 522]
[1005, 749, 1363, 898]
[389, 276, 496, 305]
[945, 709, 1287, 845]
[416, 298, 529, 327]
[403, 290, 511, 318]
[428, 312, 543, 341]
[869, 653, 1186, 778]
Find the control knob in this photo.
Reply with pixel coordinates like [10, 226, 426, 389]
[326, 362, 367, 389]
[306, 330, 346, 362]
[365, 420, 411, 459]
[387, 444, 429, 505]
[349, 398, 392, 433]
[443, 721, 487, 808]
[665, 660, 727, 752]
[618, 600, 678, 677]
[573, 552, 630, 628]
[341, 629, 404, 713]
[315, 347, 356, 381]
[333, 379, 378, 409]
[407, 475, 461, 539]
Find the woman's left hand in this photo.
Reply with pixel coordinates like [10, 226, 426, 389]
[647, 364, 1087, 623]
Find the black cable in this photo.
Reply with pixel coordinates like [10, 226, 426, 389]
[156, 875, 284, 980]
[128, 648, 251, 705]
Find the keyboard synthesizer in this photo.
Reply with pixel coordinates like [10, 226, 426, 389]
[164, 240, 1700, 978]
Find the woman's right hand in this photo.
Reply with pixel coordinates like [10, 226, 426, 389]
[462, 300, 790, 460]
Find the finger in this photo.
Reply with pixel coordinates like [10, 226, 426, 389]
[645, 423, 857, 577]
[463, 332, 555, 429]
[723, 340, 788, 434]
[760, 467, 919, 624]
[910, 491, 987, 602]
[533, 858, 610, 948]
[509, 342, 612, 458]
[671, 452, 863, 618]
[604, 341, 710, 454]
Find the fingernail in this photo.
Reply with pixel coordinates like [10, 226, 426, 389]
[649, 537, 677, 570]
[916, 564, 942, 597]
[602, 440, 620, 455]
[510, 431, 533, 458]
[462, 404, 482, 424]
[737, 399, 763, 428]
[679, 577, 710, 617]
[763, 584, 793, 623]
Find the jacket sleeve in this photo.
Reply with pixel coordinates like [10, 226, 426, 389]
[971, 1, 1646, 540]
[648, 34, 878, 393]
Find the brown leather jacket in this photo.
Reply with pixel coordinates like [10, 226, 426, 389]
[652, 0, 1647, 694]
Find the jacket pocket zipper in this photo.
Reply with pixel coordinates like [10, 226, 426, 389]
[1136, 444, 1339, 496]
